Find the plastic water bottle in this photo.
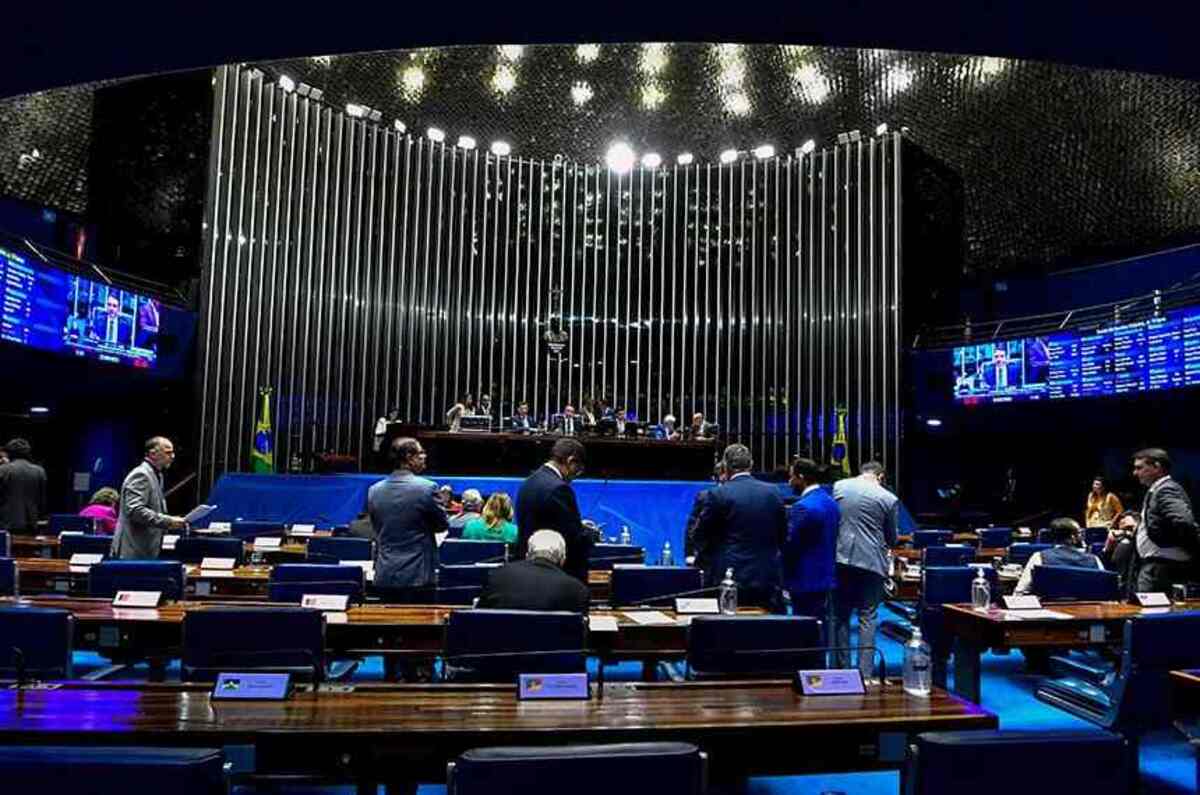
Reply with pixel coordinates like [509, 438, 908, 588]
[971, 569, 991, 611]
[661, 541, 673, 566]
[619, 525, 632, 546]
[719, 568, 738, 615]
[903, 626, 932, 697]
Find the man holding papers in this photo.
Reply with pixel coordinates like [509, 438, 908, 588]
[111, 436, 188, 559]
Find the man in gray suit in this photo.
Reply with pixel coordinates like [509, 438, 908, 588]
[111, 437, 187, 559]
[831, 461, 900, 682]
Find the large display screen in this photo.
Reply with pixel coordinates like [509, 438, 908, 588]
[0, 243, 162, 369]
[953, 305, 1200, 404]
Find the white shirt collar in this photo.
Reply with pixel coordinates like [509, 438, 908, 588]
[802, 484, 821, 496]
[730, 471, 752, 480]
[544, 461, 564, 479]
[1149, 475, 1172, 493]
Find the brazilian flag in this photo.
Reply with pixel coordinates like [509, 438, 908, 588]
[830, 407, 850, 477]
[251, 387, 274, 473]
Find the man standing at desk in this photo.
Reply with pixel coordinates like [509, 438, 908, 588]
[111, 437, 187, 559]
[515, 438, 591, 583]
[1132, 447, 1197, 593]
[783, 457, 840, 619]
[370, 437, 448, 598]
[0, 439, 46, 533]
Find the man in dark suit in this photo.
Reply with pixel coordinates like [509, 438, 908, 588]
[0, 439, 47, 533]
[91, 295, 133, 345]
[509, 401, 535, 433]
[684, 462, 726, 570]
[782, 457, 840, 618]
[1132, 447, 1197, 592]
[694, 444, 786, 611]
[515, 438, 591, 583]
[477, 529, 590, 612]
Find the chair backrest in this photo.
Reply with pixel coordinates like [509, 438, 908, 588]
[686, 616, 823, 677]
[0, 558, 15, 596]
[448, 742, 705, 795]
[307, 536, 372, 562]
[977, 528, 1013, 548]
[588, 544, 646, 570]
[910, 729, 1129, 795]
[1084, 527, 1110, 545]
[58, 534, 112, 559]
[1029, 565, 1119, 601]
[49, 514, 97, 534]
[88, 560, 186, 601]
[181, 607, 326, 682]
[0, 530, 10, 557]
[0, 606, 73, 678]
[1007, 543, 1052, 565]
[922, 545, 974, 567]
[437, 564, 501, 605]
[912, 530, 953, 550]
[229, 520, 286, 539]
[267, 564, 365, 604]
[609, 565, 703, 607]
[443, 609, 586, 682]
[1110, 611, 1200, 732]
[172, 536, 244, 566]
[439, 539, 508, 566]
[0, 746, 226, 795]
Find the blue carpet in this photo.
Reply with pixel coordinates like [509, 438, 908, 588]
[75, 603, 1197, 793]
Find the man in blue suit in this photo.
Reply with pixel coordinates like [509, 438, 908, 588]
[515, 438, 591, 583]
[369, 437, 447, 599]
[695, 444, 786, 611]
[783, 457, 840, 619]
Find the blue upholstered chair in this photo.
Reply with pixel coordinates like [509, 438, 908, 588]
[437, 564, 499, 606]
[88, 560, 186, 601]
[0, 747, 226, 795]
[609, 565, 703, 607]
[49, 514, 97, 534]
[307, 536, 372, 562]
[920, 567, 999, 686]
[912, 530, 953, 550]
[229, 520, 286, 539]
[0, 558, 15, 596]
[181, 606, 353, 682]
[442, 609, 586, 682]
[977, 527, 1013, 548]
[267, 563, 365, 604]
[588, 544, 646, 570]
[0, 606, 73, 679]
[447, 743, 706, 795]
[1038, 612, 1200, 747]
[1085, 526, 1111, 546]
[439, 539, 508, 566]
[686, 615, 823, 678]
[922, 545, 974, 567]
[1029, 565, 1119, 602]
[1007, 543, 1052, 565]
[58, 533, 112, 560]
[0, 530, 10, 557]
[171, 536, 244, 566]
[907, 730, 1129, 795]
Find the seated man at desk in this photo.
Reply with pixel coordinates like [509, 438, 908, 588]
[509, 401, 535, 432]
[476, 529, 590, 612]
[1013, 517, 1105, 595]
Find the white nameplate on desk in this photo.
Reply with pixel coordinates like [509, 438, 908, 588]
[58, 531, 85, 539]
[289, 524, 316, 537]
[112, 590, 162, 608]
[209, 521, 232, 531]
[301, 594, 349, 611]
[1002, 595, 1042, 610]
[254, 537, 282, 550]
[1135, 592, 1171, 607]
[161, 535, 179, 551]
[200, 557, 236, 570]
[587, 615, 619, 633]
[68, 553, 104, 567]
[675, 598, 719, 614]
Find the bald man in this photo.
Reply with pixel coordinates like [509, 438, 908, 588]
[111, 436, 187, 559]
[477, 529, 590, 612]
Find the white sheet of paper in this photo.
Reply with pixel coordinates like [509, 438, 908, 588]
[254, 537, 282, 549]
[184, 505, 218, 524]
[1002, 608, 1073, 620]
[290, 524, 316, 536]
[621, 610, 675, 626]
[161, 535, 179, 550]
[587, 615, 619, 632]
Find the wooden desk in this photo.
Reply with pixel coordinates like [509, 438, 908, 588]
[0, 680, 995, 787]
[9, 536, 308, 562]
[14, 558, 273, 600]
[893, 547, 1009, 564]
[890, 570, 1018, 602]
[943, 601, 1200, 702]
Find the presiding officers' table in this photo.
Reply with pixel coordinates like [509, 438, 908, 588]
[0, 680, 996, 789]
[942, 600, 1200, 702]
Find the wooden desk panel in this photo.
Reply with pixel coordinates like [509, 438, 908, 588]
[0, 680, 995, 784]
[14, 558, 272, 600]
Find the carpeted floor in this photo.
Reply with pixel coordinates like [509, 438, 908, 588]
[71, 604, 1196, 794]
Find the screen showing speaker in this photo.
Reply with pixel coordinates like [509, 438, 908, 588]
[953, 306, 1200, 404]
[0, 242, 166, 369]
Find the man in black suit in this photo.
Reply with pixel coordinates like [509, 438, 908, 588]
[515, 438, 591, 583]
[477, 529, 590, 612]
[694, 444, 786, 611]
[0, 438, 47, 533]
[1132, 448, 1198, 592]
